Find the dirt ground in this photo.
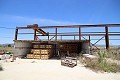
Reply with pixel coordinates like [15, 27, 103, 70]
[0, 59, 120, 80]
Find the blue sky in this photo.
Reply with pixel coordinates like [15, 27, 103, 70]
[0, 0, 120, 45]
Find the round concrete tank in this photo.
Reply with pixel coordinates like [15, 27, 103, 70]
[81, 41, 89, 54]
[14, 41, 32, 58]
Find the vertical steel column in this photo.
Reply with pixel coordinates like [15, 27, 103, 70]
[79, 27, 81, 40]
[15, 28, 18, 40]
[55, 28, 57, 41]
[34, 29, 37, 40]
[48, 32, 49, 41]
[74, 36, 75, 40]
[61, 36, 62, 41]
[13, 28, 18, 61]
[89, 35, 91, 46]
[105, 25, 110, 49]
[55, 28, 58, 56]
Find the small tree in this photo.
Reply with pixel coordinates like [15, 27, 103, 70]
[8, 44, 11, 47]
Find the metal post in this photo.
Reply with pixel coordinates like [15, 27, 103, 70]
[89, 35, 90, 46]
[15, 28, 18, 40]
[34, 29, 37, 40]
[79, 27, 81, 40]
[61, 36, 62, 41]
[48, 32, 49, 41]
[105, 25, 110, 50]
[74, 36, 75, 40]
[54, 28, 57, 55]
[55, 28, 57, 41]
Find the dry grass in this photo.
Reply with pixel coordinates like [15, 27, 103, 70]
[107, 48, 120, 60]
[79, 49, 120, 73]
[84, 61, 120, 73]
[0, 47, 14, 53]
[91, 47, 120, 60]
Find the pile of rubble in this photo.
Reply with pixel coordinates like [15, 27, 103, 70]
[0, 51, 13, 62]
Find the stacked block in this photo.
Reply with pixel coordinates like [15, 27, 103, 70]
[27, 44, 53, 59]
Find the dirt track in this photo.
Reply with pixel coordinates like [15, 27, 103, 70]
[0, 59, 120, 80]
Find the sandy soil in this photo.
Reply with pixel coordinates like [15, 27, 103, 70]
[0, 59, 120, 80]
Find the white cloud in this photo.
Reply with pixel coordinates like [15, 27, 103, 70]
[0, 14, 79, 26]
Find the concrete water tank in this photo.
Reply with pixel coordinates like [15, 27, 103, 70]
[81, 41, 90, 54]
[14, 41, 32, 58]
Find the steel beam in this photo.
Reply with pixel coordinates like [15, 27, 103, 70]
[18, 32, 120, 35]
[34, 29, 37, 41]
[36, 34, 120, 36]
[48, 32, 49, 40]
[93, 36, 105, 45]
[61, 36, 62, 41]
[81, 36, 100, 50]
[105, 25, 110, 49]
[16, 24, 120, 29]
[55, 28, 57, 41]
[89, 35, 91, 46]
[15, 28, 18, 40]
[74, 36, 75, 40]
[37, 34, 105, 36]
[50, 36, 56, 40]
[38, 24, 120, 29]
[79, 27, 81, 40]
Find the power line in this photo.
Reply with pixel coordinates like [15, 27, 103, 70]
[0, 27, 15, 29]
[0, 36, 14, 39]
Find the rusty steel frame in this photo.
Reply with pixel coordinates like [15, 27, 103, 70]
[36, 34, 120, 36]
[14, 28, 18, 40]
[81, 36, 100, 50]
[92, 36, 105, 46]
[16, 24, 120, 29]
[105, 25, 110, 49]
[18, 31, 120, 34]
[14, 24, 120, 50]
[34, 29, 37, 41]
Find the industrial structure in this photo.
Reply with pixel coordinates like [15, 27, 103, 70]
[14, 24, 120, 59]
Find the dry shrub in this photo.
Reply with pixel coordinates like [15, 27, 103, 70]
[107, 49, 120, 60]
[79, 50, 120, 73]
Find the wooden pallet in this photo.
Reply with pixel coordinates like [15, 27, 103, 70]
[40, 45, 45, 48]
[41, 50, 49, 55]
[33, 49, 41, 54]
[33, 45, 40, 48]
[46, 45, 52, 48]
[34, 54, 41, 59]
[33, 45, 52, 49]
[41, 54, 49, 60]
[29, 47, 53, 59]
